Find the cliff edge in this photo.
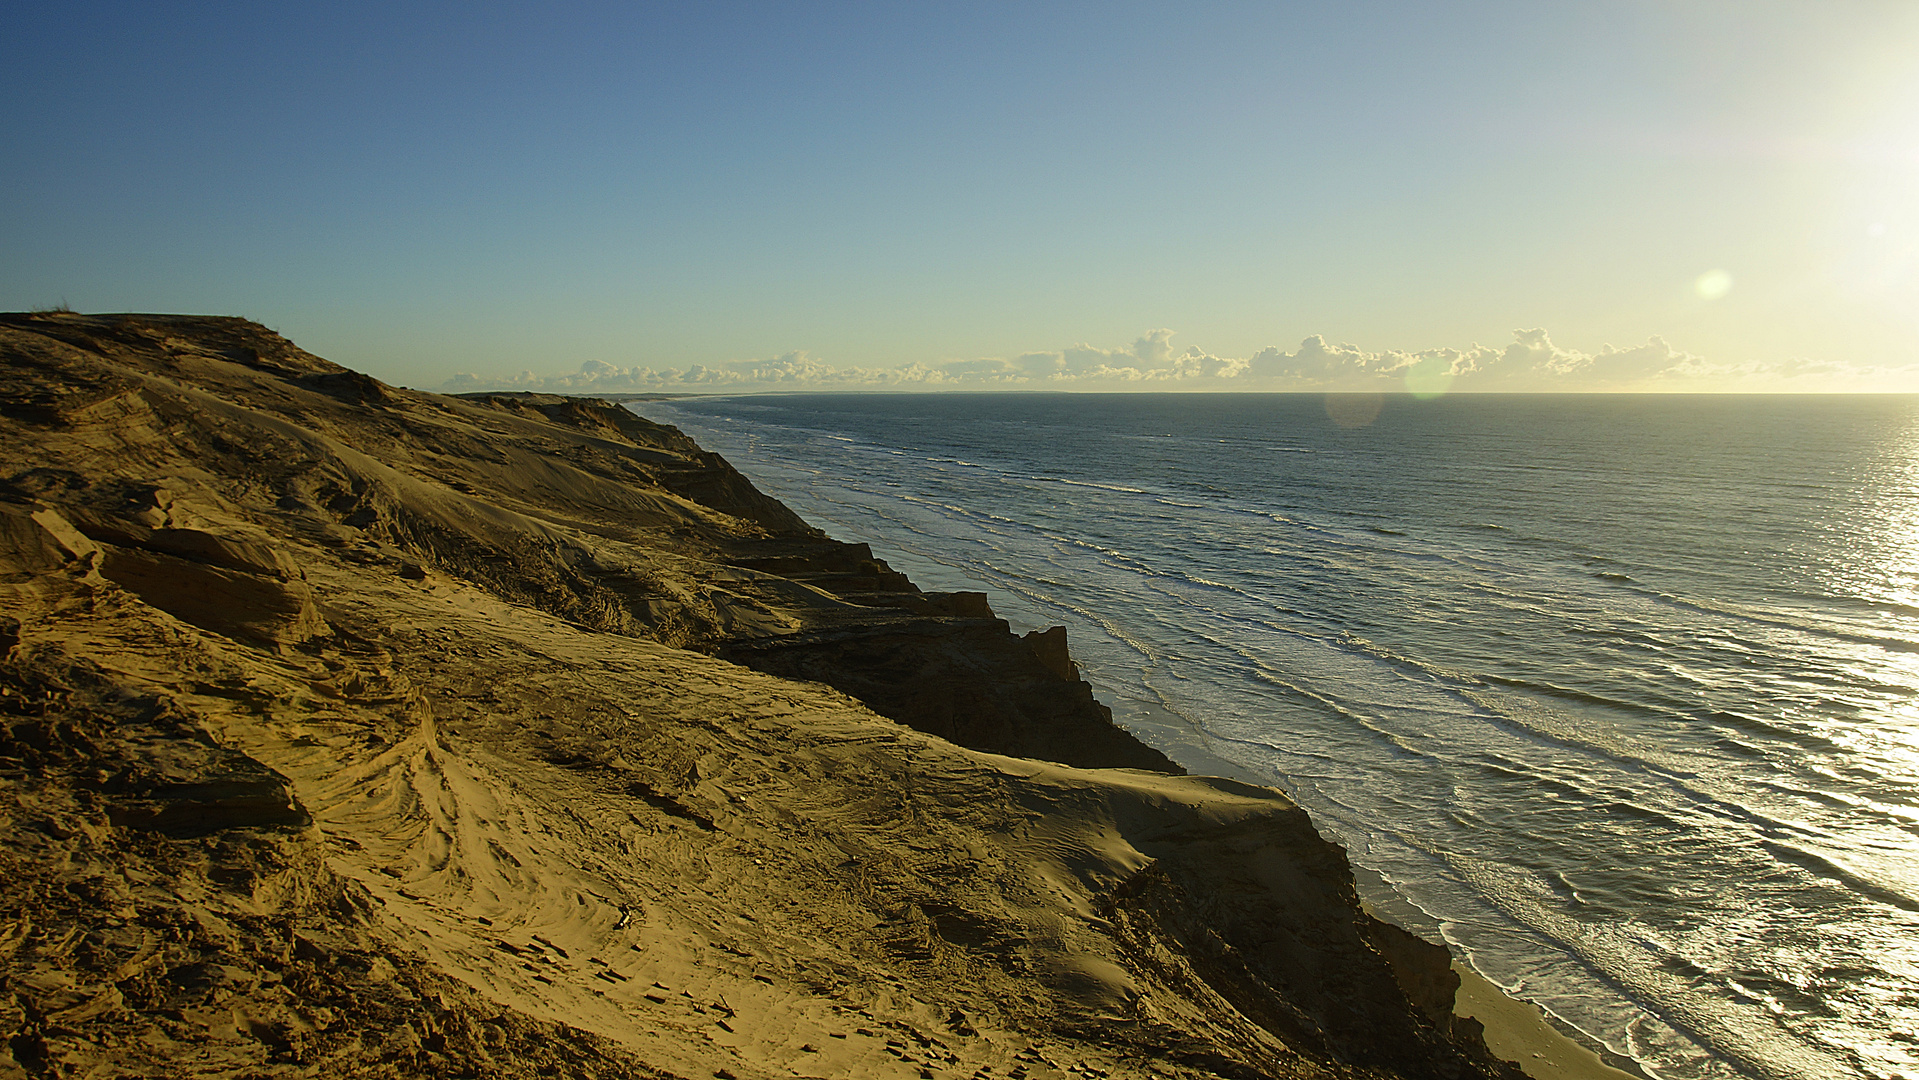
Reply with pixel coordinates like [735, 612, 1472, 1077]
[0, 312, 1524, 1080]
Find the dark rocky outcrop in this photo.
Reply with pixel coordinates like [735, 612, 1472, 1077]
[1024, 625, 1079, 681]
[718, 617, 1178, 773]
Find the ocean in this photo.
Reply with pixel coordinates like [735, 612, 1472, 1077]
[630, 392, 1919, 1080]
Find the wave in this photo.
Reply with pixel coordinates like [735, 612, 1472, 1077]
[1028, 475, 1151, 494]
[1760, 840, 1919, 913]
[641, 393, 1919, 1080]
[1446, 853, 1860, 1080]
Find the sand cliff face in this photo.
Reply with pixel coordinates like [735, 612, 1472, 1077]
[0, 312, 1523, 1080]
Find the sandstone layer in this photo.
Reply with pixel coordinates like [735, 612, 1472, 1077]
[0, 312, 1525, 1080]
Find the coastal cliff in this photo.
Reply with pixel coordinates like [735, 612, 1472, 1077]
[0, 312, 1524, 1079]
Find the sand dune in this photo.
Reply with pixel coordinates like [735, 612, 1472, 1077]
[0, 312, 1546, 1079]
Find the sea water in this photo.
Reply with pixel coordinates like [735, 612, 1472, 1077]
[632, 392, 1919, 1080]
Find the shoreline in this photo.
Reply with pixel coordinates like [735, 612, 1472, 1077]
[1455, 965, 1644, 1080]
[1110, 698, 1647, 1080]
[639, 392, 1656, 1080]
[3, 311, 1598, 1079]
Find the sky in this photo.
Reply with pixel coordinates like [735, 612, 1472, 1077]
[4, 1, 1918, 393]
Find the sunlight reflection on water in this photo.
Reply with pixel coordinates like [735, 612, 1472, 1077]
[640, 392, 1919, 1080]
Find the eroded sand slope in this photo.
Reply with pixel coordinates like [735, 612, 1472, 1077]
[0, 312, 1524, 1080]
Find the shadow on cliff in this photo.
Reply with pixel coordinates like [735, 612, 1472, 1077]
[0, 311, 1529, 1080]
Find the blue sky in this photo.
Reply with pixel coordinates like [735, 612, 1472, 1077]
[5, 2, 1918, 391]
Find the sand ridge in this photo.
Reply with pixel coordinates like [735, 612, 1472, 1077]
[1, 312, 1535, 1079]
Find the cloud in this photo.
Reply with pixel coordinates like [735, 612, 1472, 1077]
[989, 329, 1248, 384]
[1248, 335, 1388, 380]
[1246, 329, 1731, 393]
[436, 328, 1906, 395]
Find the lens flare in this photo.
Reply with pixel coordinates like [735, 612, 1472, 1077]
[1695, 269, 1734, 300]
[1403, 355, 1457, 399]
[1324, 393, 1384, 428]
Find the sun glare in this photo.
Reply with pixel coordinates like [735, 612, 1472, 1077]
[1694, 269, 1734, 301]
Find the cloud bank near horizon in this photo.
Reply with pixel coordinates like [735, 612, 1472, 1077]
[438, 329, 1912, 395]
